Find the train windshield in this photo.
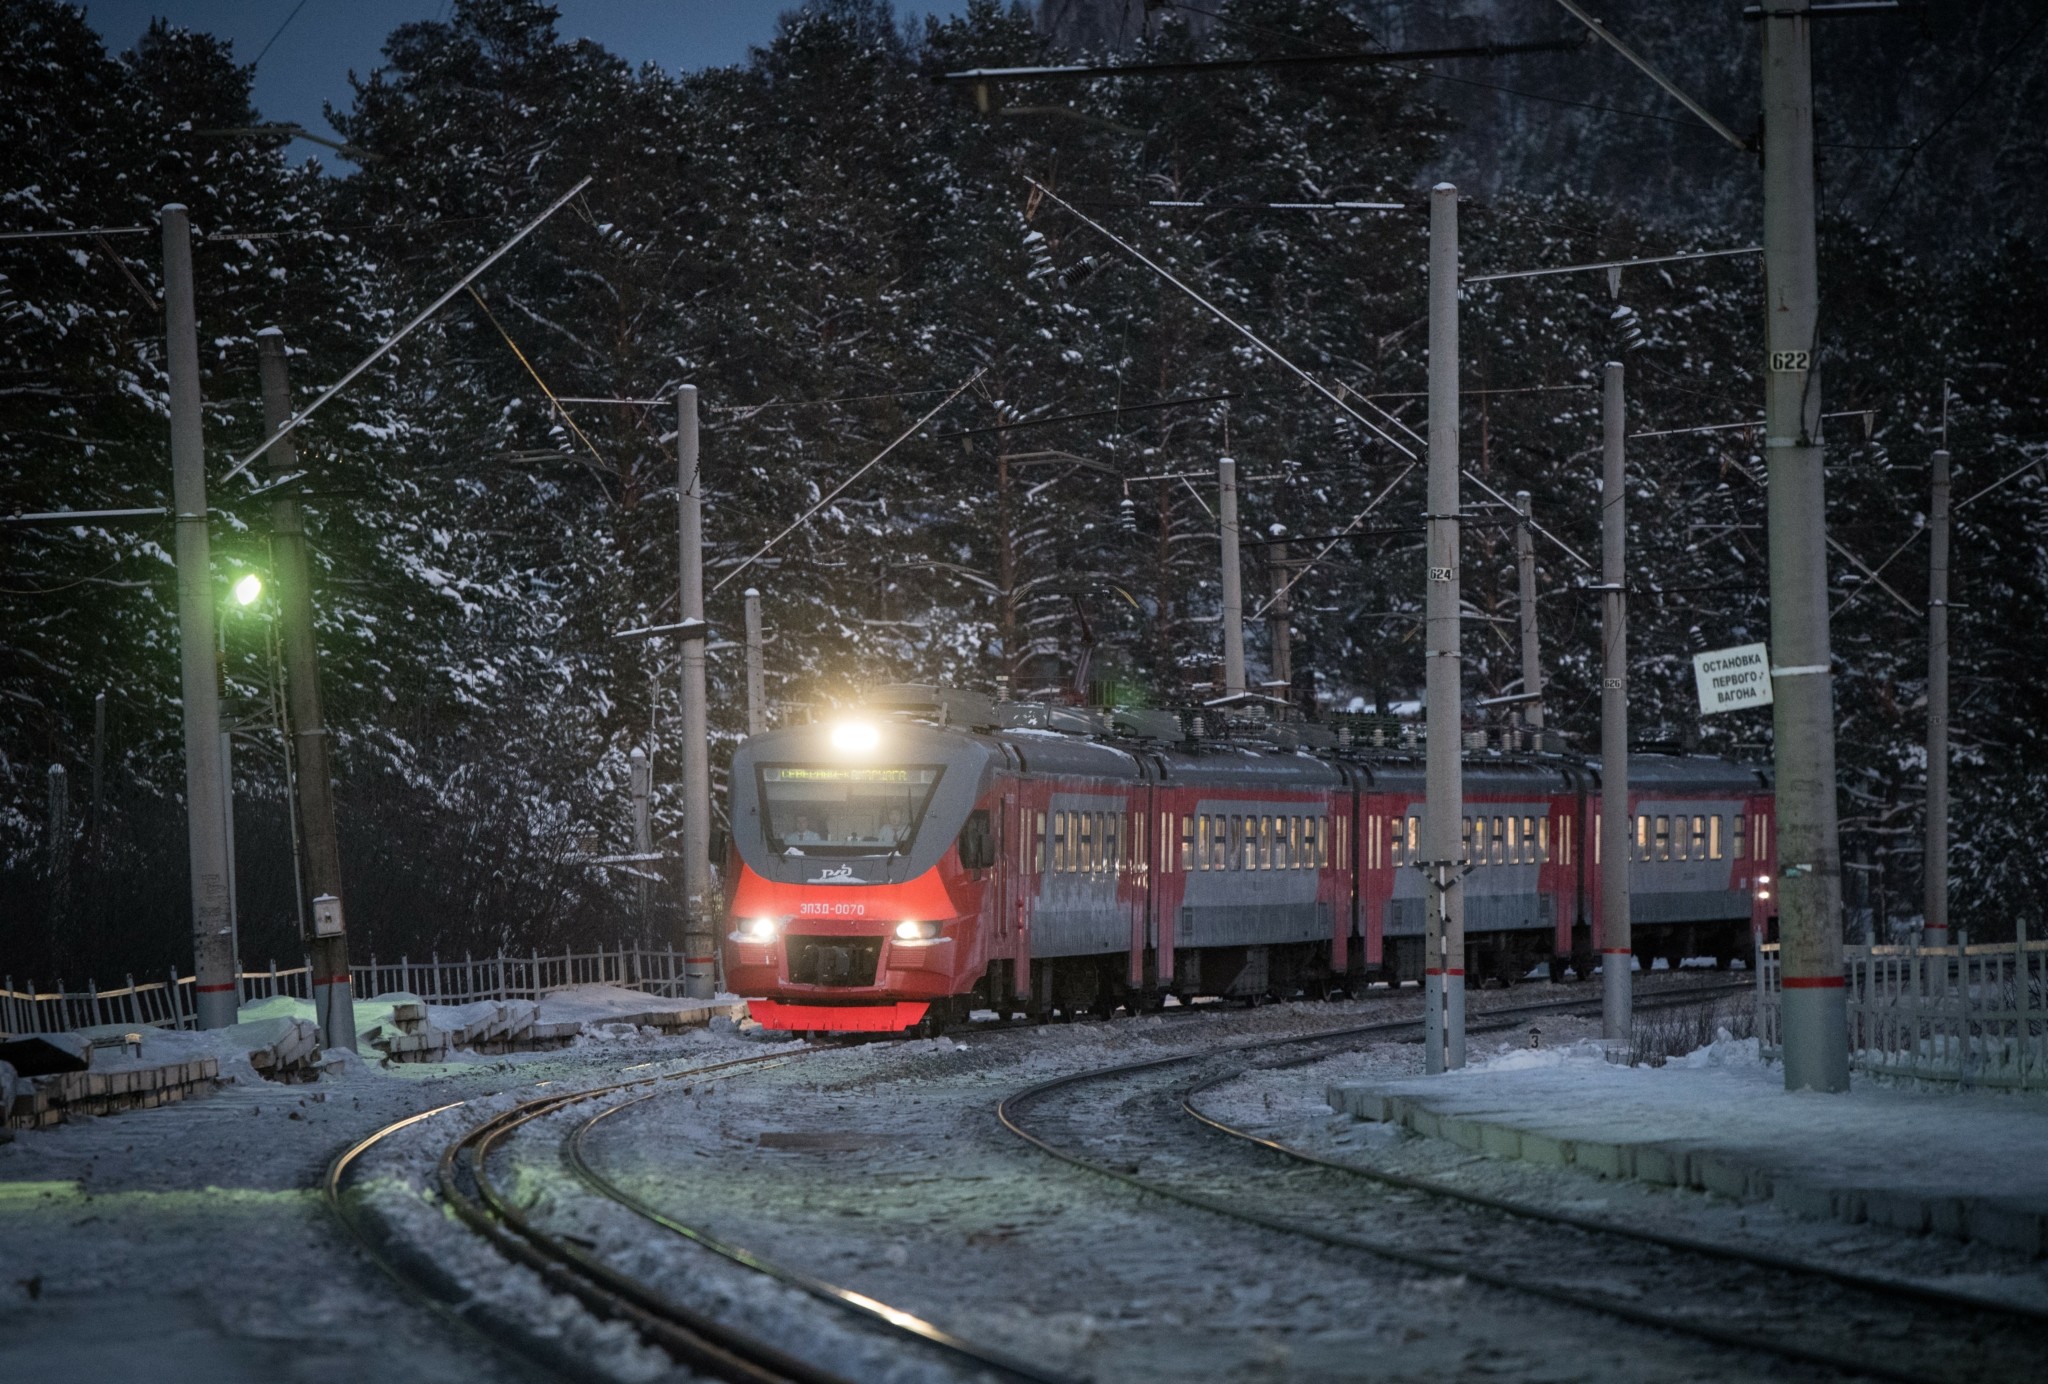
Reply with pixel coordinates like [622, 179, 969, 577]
[758, 765, 944, 856]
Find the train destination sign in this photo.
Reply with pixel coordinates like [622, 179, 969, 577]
[1693, 643, 1774, 715]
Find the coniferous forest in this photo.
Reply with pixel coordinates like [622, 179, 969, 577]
[4, 0, 2046, 985]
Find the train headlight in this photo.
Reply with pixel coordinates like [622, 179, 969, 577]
[1757, 890, 1771, 901]
[742, 916, 781, 942]
[1758, 874, 1771, 883]
[894, 920, 940, 941]
[830, 720, 880, 755]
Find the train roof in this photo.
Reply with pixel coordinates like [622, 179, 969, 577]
[761, 685, 1771, 794]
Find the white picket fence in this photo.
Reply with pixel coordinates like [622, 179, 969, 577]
[1, 943, 701, 1036]
[1759, 935, 2048, 1088]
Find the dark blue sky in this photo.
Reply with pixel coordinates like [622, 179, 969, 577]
[82, 1, 971, 169]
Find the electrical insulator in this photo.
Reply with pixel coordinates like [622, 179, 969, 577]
[1118, 496, 1137, 535]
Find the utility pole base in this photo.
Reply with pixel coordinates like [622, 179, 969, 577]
[1602, 951, 1632, 1042]
[1423, 969, 1465, 1072]
[313, 976, 357, 1053]
[195, 986, 238, 1031]
[1780, 985, 1850, 1091]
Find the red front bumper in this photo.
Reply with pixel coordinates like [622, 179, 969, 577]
[749, 1000, 930, 1033]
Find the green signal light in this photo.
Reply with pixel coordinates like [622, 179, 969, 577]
[232, 572, 263, 607]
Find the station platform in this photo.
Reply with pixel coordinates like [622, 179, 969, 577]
[1327, 1037, 2048, 1257]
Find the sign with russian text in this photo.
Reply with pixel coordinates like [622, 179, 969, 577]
[1693, 643, 1774, 715]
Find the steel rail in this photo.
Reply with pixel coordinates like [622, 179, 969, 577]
[567, 1095, 1081, 1384]
[994, 985, 1966, 1384]
[326, 1048, 843, 1384]
[1182, 1066, 2048, 1329]
[445, 1051, 840, 1384]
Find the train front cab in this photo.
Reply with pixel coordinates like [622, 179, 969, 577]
[722, 717, 999, 1033]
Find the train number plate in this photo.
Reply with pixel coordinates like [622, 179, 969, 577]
[798, 901, 867, 917]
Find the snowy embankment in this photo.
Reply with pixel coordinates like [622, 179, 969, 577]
[1202, 1023, 2048, 1312]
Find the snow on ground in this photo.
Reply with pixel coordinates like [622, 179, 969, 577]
[1197, 1023, 2048, 1314]
[0, 1010, 777, 1384]
[0, 976, 1801, 1383]
[554, 992, 1809, 1383]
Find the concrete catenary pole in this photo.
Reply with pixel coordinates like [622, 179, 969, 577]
[219, 727, 238, 967]
[1514, 490, 1544, 735]
[1923, 449, 1950, 948]
[1267, 531, 1292, 696]
[743, 587, 766, 736]
[1217, 455, 1246, 699]
[1600, 362, 1632, 1040]
[1423, 182, 1466, 1073]
[164, 204, 237, 1030]
[630, 746, 653, 937]
[677, 385, 715, 999]
[259, 329, 355, 1052]
[1761, 0, 1850, 1091]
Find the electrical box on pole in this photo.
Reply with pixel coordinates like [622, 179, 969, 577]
[1422, 183, 1466, 1073]
[259, 328, 356, 1053]
[1760, 0, 1850, 1091]
[164, 205, 238, 1030]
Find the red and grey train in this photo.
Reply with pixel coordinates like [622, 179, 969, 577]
[722, 686, 1776, 1034]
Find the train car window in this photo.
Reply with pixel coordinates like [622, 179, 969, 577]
[1107, 813, 1121, 873]
[1461, 817, 1475, 865]
[1673, 819, 1688, 862]
[1330, 814, 1339, 870]
[1492, 816, 1507, 866]
[1194, 814, 1208, 872]
[1255, 816, 1270, 870]
[1180, 814, 1194, 871]
[1035, 811, 1047, 873]
[1082, 813, 1099, 873]
[1406, 815, 1419, 863]
[1594, 813, 1601, 866]
[1506, 814, 1520, 863]
[1757, 814, 1770, 861]
[1654, 815, 1671, 862]
[1050, 812, 1065, 873]
[1731, 813, 1745, 860]
[1306, 815, 1321, 869]
[1690, 816, 1707, 860]
[1521, 816, 1536, 864]
[1636, 814, 1650, 862]
[958, 810, 996, 870]
[1237, 815, 1253, 871]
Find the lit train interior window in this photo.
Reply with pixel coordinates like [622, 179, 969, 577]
[1211, 815, 1229, 871]
[1636, 814, 1651, 862]
[1182, 814, 1196, 871]
[1241, 815, 1257, 871]
[1387, 815, 1402, 866]
[1035, 811, 1047, 872]
[1654, 815, 1672, 862]
[1758, 814, 1770, 860]
[1492, 815, 1507, 866]
[1594, 812, 1601, 866]
[1536, 816, 1549, 863]
[1691, 816, 1707, 860]
[759, 765, 942, 856]
[1307, 815, 1322, 868]
[1710, 814, 1724, 860]
[1107, 813, 1121, 872]
[1407, 815, 1419, 863]
[1461, 816, 1475, 865]
[1052, 811, 1068, 873]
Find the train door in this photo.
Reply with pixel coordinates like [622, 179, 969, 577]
[994, 776, 1031, 1004]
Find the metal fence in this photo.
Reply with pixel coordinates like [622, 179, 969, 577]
[1, 944, 701, 1036]
[1759, 933, 2048, 1088]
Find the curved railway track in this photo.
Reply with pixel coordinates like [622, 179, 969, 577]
[997, 987, 2048, 1384]
[326, 1044, 1076, 1384]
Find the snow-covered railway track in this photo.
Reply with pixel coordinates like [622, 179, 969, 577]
[327, 1043, 1074, 1384]
[998, 989, 2048, 1384]
[328, 1048, 848, 1383]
